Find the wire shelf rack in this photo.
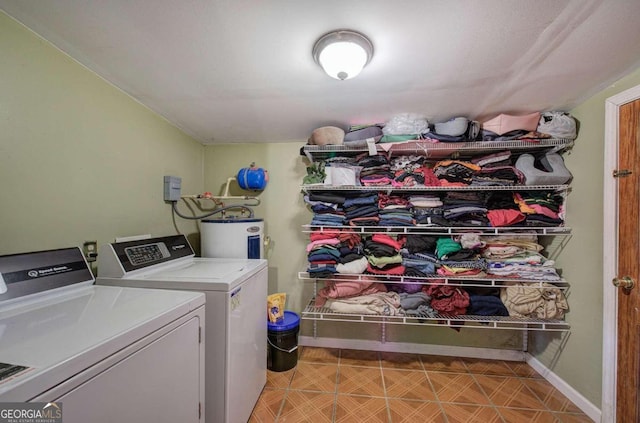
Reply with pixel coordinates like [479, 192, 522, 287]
[301, 299, 570, 331]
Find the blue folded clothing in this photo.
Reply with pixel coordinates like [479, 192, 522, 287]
[405, 304, 439, 318]
[311, 214, 345, 226]
[468, 295, 509, 316]
[399, 292, 431, 310]
[344, 195, 378, 208]
[307, 264, 337, 275]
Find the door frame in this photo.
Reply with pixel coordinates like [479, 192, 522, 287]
[602, 83, 640, 423]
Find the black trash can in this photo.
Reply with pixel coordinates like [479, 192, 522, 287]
[267, 311, 300, 372]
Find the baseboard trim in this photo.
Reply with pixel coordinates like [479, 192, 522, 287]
[298, 336, 526, 361]
[526, 354, 601, 422]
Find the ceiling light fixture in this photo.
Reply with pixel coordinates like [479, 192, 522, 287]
[312, 30, 373, 81]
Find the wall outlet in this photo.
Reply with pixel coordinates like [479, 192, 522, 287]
[83, 240, 98, 262]
[164, 175, 182, 202]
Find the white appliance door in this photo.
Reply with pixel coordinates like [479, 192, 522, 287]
[40, 316, 202, 423]
[227, 268, 267, 423]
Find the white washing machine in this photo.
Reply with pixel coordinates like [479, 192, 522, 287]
[0, 247, 206, 423]
[96, 234, 268, 423]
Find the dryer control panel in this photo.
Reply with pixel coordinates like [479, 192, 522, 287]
[0, 247, 94, 302]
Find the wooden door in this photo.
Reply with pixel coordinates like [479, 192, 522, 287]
[616, 98, 640, 422]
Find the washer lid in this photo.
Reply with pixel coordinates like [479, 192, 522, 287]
[0, 285, 204, 401]
[117, 258, 267, 291]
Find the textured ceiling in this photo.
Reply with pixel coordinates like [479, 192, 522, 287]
[2, 0, 640, 144]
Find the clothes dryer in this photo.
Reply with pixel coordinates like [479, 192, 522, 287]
[0, 247, 206, 423]
[96, 234, 268, 423]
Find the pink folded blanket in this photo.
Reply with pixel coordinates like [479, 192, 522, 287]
[315, 279, 387, 307]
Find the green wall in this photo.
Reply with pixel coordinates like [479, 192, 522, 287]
[0, 12, 204, 260]
[530, 65, 640, 407]
[203, 143, 525, 349]
[7, 3, 640, 411]
[203, 68, 640, 408]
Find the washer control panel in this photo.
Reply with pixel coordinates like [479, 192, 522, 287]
[125, 243, 171, 266]
[110, 235, 194, 273]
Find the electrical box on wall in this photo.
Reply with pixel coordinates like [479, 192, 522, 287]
[83, 240, 98, 262]
[164, 176, 182, 201]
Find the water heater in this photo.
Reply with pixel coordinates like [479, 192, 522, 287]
[200, 218, 264, 259]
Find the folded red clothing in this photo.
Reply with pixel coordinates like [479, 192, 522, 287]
[424, 285, 470, 316]
[366, 263, 405, 275]
[310, 229, 342, 241]
[372, 233, 403, 250]
[337, 229, 362, 249]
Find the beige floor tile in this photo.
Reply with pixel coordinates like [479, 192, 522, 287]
[462, 358, 517, 376]
[338, 365, 386, 397]
[335, 395, 389, 423]
[475, 374, 546, 409]
[248, 388, 285, 422]
[382, 368, 437, 401]
[278, 390, 335, 423]
[505, 360, 544, 378]
[387, 399, 446, 423]
[420, 355, 468, 373]
[380, 352, 423, 370]
[254, 349, 588, 422]
[428, 371, 491, 405]
[290, 362, 338, 392]
[498, 407, 561, 423]
[440, 402, 503, 423]
[266, 368, 295, 389]
[522, 378, 583, 413]
[340, 349, 380, 367]
[298, 346, 340, 364]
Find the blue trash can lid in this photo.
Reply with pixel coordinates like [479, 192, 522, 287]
[267, 310, 300, 331]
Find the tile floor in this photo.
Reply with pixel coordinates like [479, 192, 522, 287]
[249, 347, 593, 423]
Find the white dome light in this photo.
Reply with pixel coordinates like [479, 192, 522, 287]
[312, 30, 373, 80]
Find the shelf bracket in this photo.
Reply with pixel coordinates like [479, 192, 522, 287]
[313, 280, 318, 339]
